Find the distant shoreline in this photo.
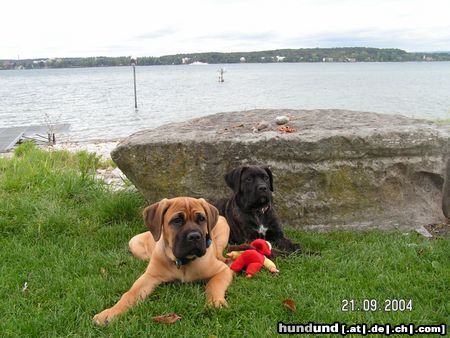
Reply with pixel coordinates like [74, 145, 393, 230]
[2, 47, 450, 70]
[2, 60, 450, 72]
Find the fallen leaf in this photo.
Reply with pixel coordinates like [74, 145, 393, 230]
[277, 126, 297, 133]
[282, 299, 297, 312]
[152, 313, 181, 324]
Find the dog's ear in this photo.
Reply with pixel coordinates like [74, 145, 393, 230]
[198, 198, 219, 232]
[224, 166, 247, 193]
[263, 166, 274, 192]
[143, 198, 170, 242]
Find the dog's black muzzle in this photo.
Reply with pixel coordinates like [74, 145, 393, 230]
[173, 229, 208, 261]
[254, 183, 271, 206]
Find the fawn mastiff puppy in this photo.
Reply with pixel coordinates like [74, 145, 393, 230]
[93, 197, 232, 326]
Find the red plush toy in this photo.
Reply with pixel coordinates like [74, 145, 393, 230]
[227, 239, 279, 278]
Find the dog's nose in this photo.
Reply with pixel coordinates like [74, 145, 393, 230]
[186, 231, 202, 242]
[257, 185, 267, 192]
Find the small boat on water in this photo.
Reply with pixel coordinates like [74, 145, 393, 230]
[189, 61, 209, 65]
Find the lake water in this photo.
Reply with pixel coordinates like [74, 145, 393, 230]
[1, 62, 449, 141]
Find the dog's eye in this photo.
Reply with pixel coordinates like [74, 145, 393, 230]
[245, 177, 253, 182]
[263, 176, 270, 181]
[196, 214, 206, 223]
[171, 216, 184, 226]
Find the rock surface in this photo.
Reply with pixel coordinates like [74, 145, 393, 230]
[111, 109, 450, 230]
[443, 158, 450, 218]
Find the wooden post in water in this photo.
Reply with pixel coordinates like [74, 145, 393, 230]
[131, 56, 138, 109]
[218, 68, 225, 82]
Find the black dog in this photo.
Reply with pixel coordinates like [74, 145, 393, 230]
[212, 165, 301, 254]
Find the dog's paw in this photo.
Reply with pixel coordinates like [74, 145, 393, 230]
[93, 308, 116, 326]
[207, 298, 228, 308]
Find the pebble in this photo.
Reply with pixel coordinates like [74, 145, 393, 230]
[414, 226, 433, 238]
[276, 116, 290, 125]
[256, 121, 270, 131]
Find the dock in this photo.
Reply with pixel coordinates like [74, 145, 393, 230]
[0, 124, 70, 153]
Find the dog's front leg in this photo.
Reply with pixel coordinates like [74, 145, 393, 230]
[205, 266, 233, 308]
[93, 272, 161, 326]
[267, 226, 302, 254]
[274, 236, 302, 254]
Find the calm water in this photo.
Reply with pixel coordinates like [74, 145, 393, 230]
[1, 62, 449, 141]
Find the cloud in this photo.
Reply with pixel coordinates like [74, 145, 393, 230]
[198, 31, 278, 43]
[1, 0, 450, 58]
[135, 27, 178, 40]
[284, 27, 450, 52]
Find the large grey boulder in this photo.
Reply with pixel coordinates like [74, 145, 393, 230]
[443, 158, 450, 219]
[111, 109, 449, 230]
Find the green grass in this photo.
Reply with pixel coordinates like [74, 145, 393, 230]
[0, 143, 449, 337]
[432, 116, 450, 127]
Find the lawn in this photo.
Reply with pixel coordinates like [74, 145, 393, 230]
[0, 143, 448, 337]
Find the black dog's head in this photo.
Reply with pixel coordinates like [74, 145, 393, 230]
[224, 165, 273, 211]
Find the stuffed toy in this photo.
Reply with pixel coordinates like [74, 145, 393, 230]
[227, 239, 279, 278]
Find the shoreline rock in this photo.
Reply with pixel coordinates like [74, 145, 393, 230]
[111, 109, 450, 230]
[443, 158, 450, 218]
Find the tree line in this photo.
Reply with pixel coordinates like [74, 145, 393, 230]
[2, 47, 449, 70]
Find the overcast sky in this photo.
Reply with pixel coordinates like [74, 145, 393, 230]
[1, 0, 449, 59]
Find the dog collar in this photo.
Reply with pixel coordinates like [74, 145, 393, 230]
[206, 234, 212, 247]
[175, 236, 212, 269]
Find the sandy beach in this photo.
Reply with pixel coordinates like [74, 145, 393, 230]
[51, 140, 119, 161]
